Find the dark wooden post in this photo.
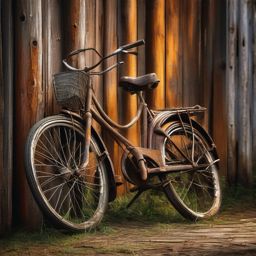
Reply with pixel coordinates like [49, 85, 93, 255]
[85, 0, 103, 132]
[94, 0, 104, 107]
[118, 0, 138, 145]
[211, 0, 227, 178]
[200, 0, 215, 130]
[165, 0, 182, 108]
[62, 0, 86, 68]
[253, 0, 256, 173]
[146, 0, 165, 109]
[237, 0, 252, 185]
[14, 0, 44, 228]
[103, 0, 121, 192]
[118, 0, 138, 191]
[0, 0, 5, 234]
[181, 0, 201, 107]
[226, 0, 238, 184]
[137, 0, 145, 77]
[0, 0, 13, 234]
[42, 0, 62, 116]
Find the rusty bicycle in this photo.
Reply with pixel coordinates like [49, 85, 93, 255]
[25, 40, 221, 232]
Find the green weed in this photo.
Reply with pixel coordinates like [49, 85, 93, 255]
[104, 190, 184, 224]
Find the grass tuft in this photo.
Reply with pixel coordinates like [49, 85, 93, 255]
[104, 190, 184, 224]
[221, 182, 256, 211]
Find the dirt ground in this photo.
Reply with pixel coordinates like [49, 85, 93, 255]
[1, 207, 256, 256]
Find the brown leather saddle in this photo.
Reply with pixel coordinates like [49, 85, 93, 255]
[119, 73, 160, 93]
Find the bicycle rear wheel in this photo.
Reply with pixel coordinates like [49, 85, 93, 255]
[160, 121, 221, 221]
[25, 115, 109, 231]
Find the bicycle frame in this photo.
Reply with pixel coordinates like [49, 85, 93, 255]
[60, 40, 220, 186]
[71, 77, 217, 187]
[24, 39, 222, 231]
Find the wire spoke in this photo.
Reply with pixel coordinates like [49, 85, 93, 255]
[35, 145, 64, 167]
[42, 131, 66, 167]
[163, 123, 220, 215]
[28, 118, 107, 230]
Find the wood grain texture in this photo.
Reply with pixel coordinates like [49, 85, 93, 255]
[94, 0, 104, 109]
[62, 0, 85, 68]
[137, 0, 146, 77]
[200, 0, 214, 130]
[103, 0, 121, 192]
[87, 0, 103, 132]
[145, 0, 165, 109]
[0, 0, 4, 234]
[226, 0, 238, 184]
[14, 0, 44, 228]
[2, 0, 255, 232]
[165, 0, 182, 108]
[0, 0, 14, 234]
[237, 0, 252, 185]
[42, 0, 62, 116]
[118, 0, 138, 145]
[118, 0, 139, 192]
[252, 1, 256, 175]
[212, 0, 227, 178]
[181, 0, 201, 107]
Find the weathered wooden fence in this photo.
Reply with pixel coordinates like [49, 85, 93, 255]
[226, 0, 256, 185]
[1, 0, 254, 234]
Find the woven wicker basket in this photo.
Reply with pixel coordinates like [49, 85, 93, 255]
[53, 71, 89, 110]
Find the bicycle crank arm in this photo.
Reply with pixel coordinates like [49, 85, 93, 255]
[148, 162, 218, 174]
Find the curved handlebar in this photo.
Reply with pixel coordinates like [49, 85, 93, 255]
[63, 39, 145, 73]
[119, 39, 145, 51]
[67, 48, 102, 59]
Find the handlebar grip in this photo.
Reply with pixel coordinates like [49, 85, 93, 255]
[121, 39, 145, 51]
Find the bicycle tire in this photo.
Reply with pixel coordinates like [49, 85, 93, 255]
[25, 115, 109, 231]
[158, 121, 221, 221]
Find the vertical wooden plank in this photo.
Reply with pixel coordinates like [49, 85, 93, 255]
[145, 0, 165, 109]
[237, 0, 252, 185]
[94, 0, 104, 107]
[137, 0, 145, 77]
[0, 0, 13, 234]
[226, 0, 238, 184]
[84, 1, 96, 67]
[14, 0, 44, 228]
[103, 0, 121, 192]
[165, 0, 182, 108]
[85, 1, 102, 132]
[182, 0, 201, 107]
[200, 0, 215, 130]
[62, 0, 85, 68]
[0, 0, 5, 234]
[212, 0, 227, 178]
[252, 0, 256, 175]
[0, 1, 13, 233]
[118, 0, 138, 192]
[118, 0, 138, 144]
[42, 0, 62, 116]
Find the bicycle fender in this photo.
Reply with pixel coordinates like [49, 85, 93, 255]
[149, 112, 219, 165]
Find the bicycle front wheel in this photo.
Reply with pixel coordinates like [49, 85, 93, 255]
[25, 115, 109, 231]
[160, 121, 221, 221]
